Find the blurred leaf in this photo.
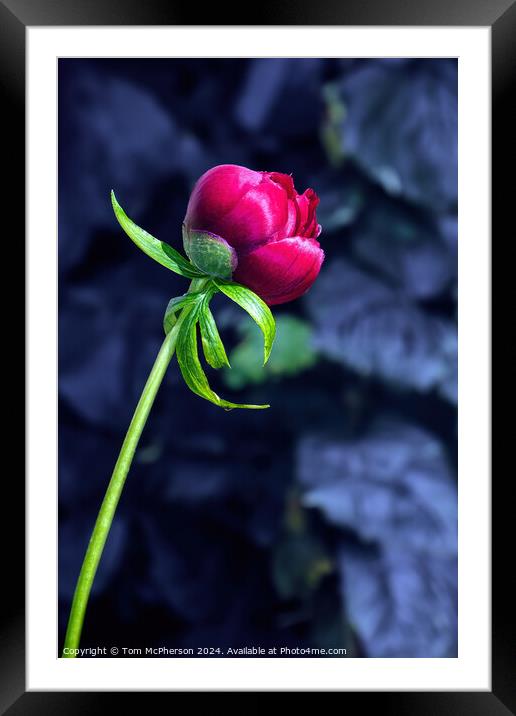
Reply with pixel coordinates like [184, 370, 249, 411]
[235, 58, 292, 131]
[224, 315, 318, 390]
[111, 191, 204, 279]
[297, 420, 457, 657]
[335, 59, 457, 211]
[59, 275, 166, 430]
[338, 543, 457, 657]
[273, 533, 332, 600]
[215, 280, 276, 364]
[297, 420, 457, 553]
[320, 83, 347, 168]
[351, 203, 456, 299]
[307, 259, 457, 402]
[59, 66, 196, 273]
[135, 440, 163, 465]
[235, 58, 323, 136]
[316, 184, 363, 233]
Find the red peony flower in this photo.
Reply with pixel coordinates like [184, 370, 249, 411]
[183, 164, 324, 305]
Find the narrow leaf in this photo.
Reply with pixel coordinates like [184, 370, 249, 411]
[111, 191, 204, 279]
[176, 303, 268, 410]
[215, 280, 276, 364]
[163, 292, 204, 335]
[199, 304, 231, 369]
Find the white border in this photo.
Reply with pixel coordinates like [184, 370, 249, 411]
[27, 26, 490, 691]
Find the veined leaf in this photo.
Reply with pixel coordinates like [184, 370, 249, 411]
[199, 303, 230, 369]
[163, 292, 204, 335]
[111, 191, 204, 279]
[176, 302, 268, 410]
[214, 280, 276, 364]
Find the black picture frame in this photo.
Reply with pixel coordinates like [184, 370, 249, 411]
[2, 0, 508, 710]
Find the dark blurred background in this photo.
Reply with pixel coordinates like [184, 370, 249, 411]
[58, 58, 457, 658]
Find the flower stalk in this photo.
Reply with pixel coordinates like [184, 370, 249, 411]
[62, 279, 207, 656]
[62, 167, 321, 654]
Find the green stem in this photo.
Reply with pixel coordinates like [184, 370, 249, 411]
[62, 279, 207, 657]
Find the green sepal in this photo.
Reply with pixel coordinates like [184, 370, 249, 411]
[163, 292, 204, 335]
[215, 280, 276, 364]
[111, 191, 204, 279]
[199, 303, 231, 369]
[182, 225, 237, 280]
[176, 299, 269, 410]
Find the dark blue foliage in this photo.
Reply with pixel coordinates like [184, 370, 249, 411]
[337, 545, 457, 657]
[297, 421, 457, 657]
[59, 57, 457, 657]
[351, 201, 457, 299]
[306, 260, 457, 402]
[336, 59, 457, 212]
[59, 64, 201, 275]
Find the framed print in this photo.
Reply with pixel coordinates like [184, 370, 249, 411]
[2, 0, 510, 709]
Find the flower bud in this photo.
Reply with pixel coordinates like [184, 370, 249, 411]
[184, 164, 324, 305]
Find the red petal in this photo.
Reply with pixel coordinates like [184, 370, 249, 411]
[265, 173, 299, 237]
[295, 188, 320, 238]
[265, 171, 296, 198]
[185, 165, 291, 251]
[234, 237, 324, 306]
[186, 164, 261, 224]
[222, 177, 289, 249]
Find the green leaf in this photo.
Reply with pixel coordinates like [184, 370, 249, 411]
[199, 303, 230, 369]
[214, 280, 276, 364]
[183, 226, 237, 280]
[111, 191, 204, 279]
[176, 302, 269, 410]
[163, 292, 204, 335]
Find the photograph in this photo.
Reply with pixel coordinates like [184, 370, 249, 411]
[0, 0, 504, 703]
[58, 57, 458, 660]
